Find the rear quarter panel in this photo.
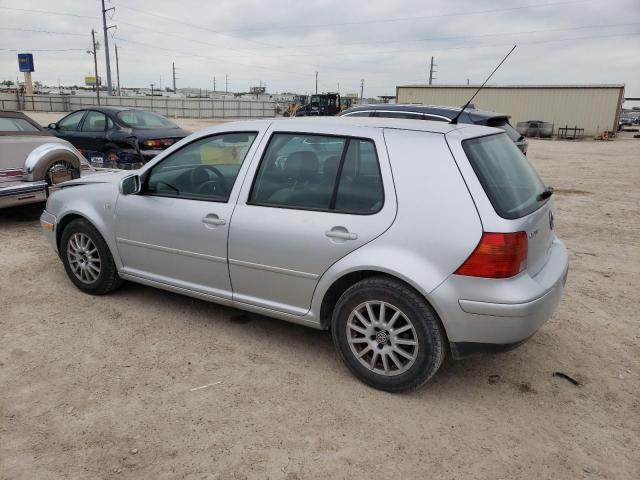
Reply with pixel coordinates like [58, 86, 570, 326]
[310, 128, 483, 320]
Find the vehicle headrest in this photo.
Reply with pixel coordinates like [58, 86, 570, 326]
[284, 151, 319, 182]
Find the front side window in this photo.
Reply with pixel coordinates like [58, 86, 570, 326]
[58, 111, 85, 131]
[250, 133, 383, 214]
[145, 132, 257, 202]
[81, 111, 107, 132]
[463, 133, 546, 219]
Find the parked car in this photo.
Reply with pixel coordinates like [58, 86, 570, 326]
[41, 117, 567, 391]
[0, 111, 91, 209]
[340, 104, 529, 154]
[47, 107, 190, 169]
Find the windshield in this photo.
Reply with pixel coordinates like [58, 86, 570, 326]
[117, 110, 178, 129]
[487, 118, 522, 142]
[463, 133, 546, 219]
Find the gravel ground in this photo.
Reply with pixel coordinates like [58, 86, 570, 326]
[1, 117, 639, 479]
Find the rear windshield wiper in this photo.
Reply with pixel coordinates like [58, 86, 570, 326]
[537, 186, 554, 201]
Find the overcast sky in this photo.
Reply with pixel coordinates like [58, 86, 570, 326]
[1, 0, 639, 98]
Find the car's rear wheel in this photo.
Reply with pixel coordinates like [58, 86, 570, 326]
[60, 218, 122, 295]
[331, 276, 446, 392]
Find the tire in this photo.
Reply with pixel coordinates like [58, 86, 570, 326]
[331, 276, 446, 392]
[60, 218, 123, 295]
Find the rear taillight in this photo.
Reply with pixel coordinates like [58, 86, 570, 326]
[143, 139, 176, 149]
[455, 232, 527, 279]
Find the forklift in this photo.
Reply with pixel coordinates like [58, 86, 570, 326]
[294, 93, 342, 116]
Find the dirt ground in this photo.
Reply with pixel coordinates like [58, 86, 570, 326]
[1, 116, 639, 479]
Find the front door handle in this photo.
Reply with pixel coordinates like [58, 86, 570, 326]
[202, 214, 226, 226]
[325, 227, 358, 241]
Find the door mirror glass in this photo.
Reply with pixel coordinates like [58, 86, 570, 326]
[48, 123, 58, 129]
[120, 174, 141, 195]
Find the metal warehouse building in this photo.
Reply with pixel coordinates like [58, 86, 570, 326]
[395, 84, 625, 136]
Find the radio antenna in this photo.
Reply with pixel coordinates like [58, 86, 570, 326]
[450, 45, 517, 124]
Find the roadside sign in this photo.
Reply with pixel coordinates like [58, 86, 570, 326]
[17, 53, 34, 72]
[85, 76, 102, 86]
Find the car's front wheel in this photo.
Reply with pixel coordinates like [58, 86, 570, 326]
[60, 218, 122, 295]
[331, 276, 446, 392]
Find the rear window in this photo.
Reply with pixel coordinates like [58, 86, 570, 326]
[0, 117, 40, 132]
[486, 118, 522, 142]
[462, 133, 546, 219]
[117, 110, 178, 129]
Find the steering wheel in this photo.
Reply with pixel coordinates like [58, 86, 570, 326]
[189, 165, 228, 195]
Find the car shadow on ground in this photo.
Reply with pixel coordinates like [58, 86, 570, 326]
[0, 203, 45, 223]
[113, 280, 538, 398]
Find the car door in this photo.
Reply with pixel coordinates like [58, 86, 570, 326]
[53, 110, 86, 145]
[74, 110, 108, 153]
[114, 128, 263, 300]
[228, 124, 397, 316]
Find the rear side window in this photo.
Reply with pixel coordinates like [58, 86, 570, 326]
[81, 111, 107, 132]
[462, 133, 546, 219]
[250, 133, 383, 214]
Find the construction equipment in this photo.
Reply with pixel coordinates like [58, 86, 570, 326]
[283, 95, 308, 117]
[294, 93, 342, 116]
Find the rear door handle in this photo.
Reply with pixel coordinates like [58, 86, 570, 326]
[325, 228, 358, 241]
[202, 214, 226, 226]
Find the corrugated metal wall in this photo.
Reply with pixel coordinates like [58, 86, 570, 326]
[396, 86, 624, 136]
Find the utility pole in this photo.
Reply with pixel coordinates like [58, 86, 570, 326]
[315, 71, 318, 94]
[172, 62, 177, 92]
[360, 78, 364, 104]
[115, 44, 121, 96]
[225, 73, 228, 94]
[90, 29, 100, 105]
[428, 56, 437, 85]
[213, 76, 216, 92]
[101, 0, 115, 95]
[466, 78, 470, 85]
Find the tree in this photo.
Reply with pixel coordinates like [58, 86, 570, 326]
[1, 80, 15, 87]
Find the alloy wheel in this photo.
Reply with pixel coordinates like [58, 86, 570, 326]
[346, 301, 419, 376]
[66, 233, 101, 284]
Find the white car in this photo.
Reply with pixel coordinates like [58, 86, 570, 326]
[41, 117, 568, 391]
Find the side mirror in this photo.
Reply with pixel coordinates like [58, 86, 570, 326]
[119, 174, 141, 195]
[48, 123, 58, 129]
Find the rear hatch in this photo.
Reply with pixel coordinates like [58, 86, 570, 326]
[461, 132, 554, 276]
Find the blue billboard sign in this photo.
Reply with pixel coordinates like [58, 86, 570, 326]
[18, 53, 35, 72]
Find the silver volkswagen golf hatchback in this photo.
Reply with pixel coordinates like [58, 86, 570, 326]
[41, 117, 568, 391]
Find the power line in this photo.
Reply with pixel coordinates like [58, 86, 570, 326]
[0, 6, 98, 19]
[182, 0, 597, 34]
[0, 27, 87, 36]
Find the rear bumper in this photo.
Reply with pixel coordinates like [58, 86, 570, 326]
[429, 238, 568, 357]
[0, 181, 48, 209]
